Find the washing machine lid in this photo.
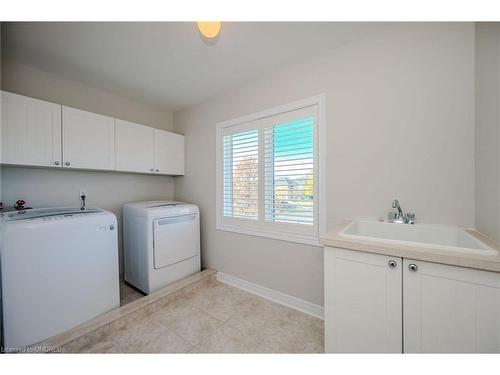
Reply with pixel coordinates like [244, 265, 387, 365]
[1, 207, 104, 222]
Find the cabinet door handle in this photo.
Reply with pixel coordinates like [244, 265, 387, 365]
[65, 161, 71, 166]
[54, 161, 60, 165]
[408, 263, 418, 272]
[388, 260, 397, 268]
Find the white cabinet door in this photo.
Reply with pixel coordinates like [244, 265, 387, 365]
[1, 91, 62, 167]
[324, 247, 402, 353]
[62, 106, 115, 170]
[153, 129, 184, 175]
[403, 259, 500, 353]
[115, 119, 154, 173]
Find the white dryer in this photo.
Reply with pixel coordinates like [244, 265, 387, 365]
[123, 201, 201, 294]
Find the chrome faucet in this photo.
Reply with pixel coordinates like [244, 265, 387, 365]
[390, 199, 415, 224]
[392, 199, 403, 218]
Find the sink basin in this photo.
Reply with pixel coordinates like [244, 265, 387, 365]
[339, 220, 497, 256]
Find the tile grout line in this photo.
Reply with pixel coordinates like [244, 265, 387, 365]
[193, 320, 235, 352]
[107, 319, 194, 354]
[151, 311, 215, 349]
[146, 289, 227, 350]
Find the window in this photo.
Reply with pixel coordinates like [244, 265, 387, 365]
[216, 96, 324, 245]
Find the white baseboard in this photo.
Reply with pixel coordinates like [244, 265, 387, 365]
[216, 272, 324, 320]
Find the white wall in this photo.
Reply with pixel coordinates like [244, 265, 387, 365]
[475, 23, 500, 243]
[0, 59, 175, 272]
[1, 59, 173, 130]
[174, 23, 475, 305]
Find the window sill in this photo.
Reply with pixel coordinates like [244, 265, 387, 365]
[216, 223, 321, 246]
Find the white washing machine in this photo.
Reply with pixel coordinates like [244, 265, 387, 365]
[123, 201, 201, 294]
[0, 207, 120, 350]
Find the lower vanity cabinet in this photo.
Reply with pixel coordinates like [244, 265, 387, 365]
[403, 258, 500, 353]
[324, 247, 403, 353]
[324, 246, 500, 353]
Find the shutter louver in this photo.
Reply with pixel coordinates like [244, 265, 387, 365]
[223, 129, 259, 219]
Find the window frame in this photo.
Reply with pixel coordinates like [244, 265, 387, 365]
[216, 94, 326, 246]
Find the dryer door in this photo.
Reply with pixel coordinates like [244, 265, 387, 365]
[153, 214, 199, 269]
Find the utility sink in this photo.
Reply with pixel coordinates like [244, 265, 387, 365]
[339, 220, 498, 256]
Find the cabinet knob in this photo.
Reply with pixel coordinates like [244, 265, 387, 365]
[156, 169, 159, 172]
[150, 168, 154, 172]
[65, 161, 71, 166]
[54, 161, 60, 165]
[408, 263, 418, 272]
[388, 260, 397, 268]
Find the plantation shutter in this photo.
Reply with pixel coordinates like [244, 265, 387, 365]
[263, 106, 316, 225]
[219, 102, 318, 240]
[223, 128, 259, 219]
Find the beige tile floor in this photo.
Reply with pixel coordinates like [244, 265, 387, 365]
[82, 279, 324, 353]
[120, 280, 146, 306]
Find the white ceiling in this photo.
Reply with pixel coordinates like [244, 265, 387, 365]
[2, 22, 388, 112]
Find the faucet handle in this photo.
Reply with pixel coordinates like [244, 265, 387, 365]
[406, 212, 415, 222]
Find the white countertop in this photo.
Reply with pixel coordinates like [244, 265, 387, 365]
[320, 220, 500, 273]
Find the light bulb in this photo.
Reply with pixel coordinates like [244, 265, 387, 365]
[197, 22, 221, 39]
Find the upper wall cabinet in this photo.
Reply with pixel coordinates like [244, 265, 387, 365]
[115, 119, 155, 173]
[1, 91, 62, 167]
[154, 129, 184, 175]
[1, 91, 184, 176]
[62, 106, 116, 170]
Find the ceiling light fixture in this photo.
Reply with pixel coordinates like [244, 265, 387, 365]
[197, 21, 222, 39]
